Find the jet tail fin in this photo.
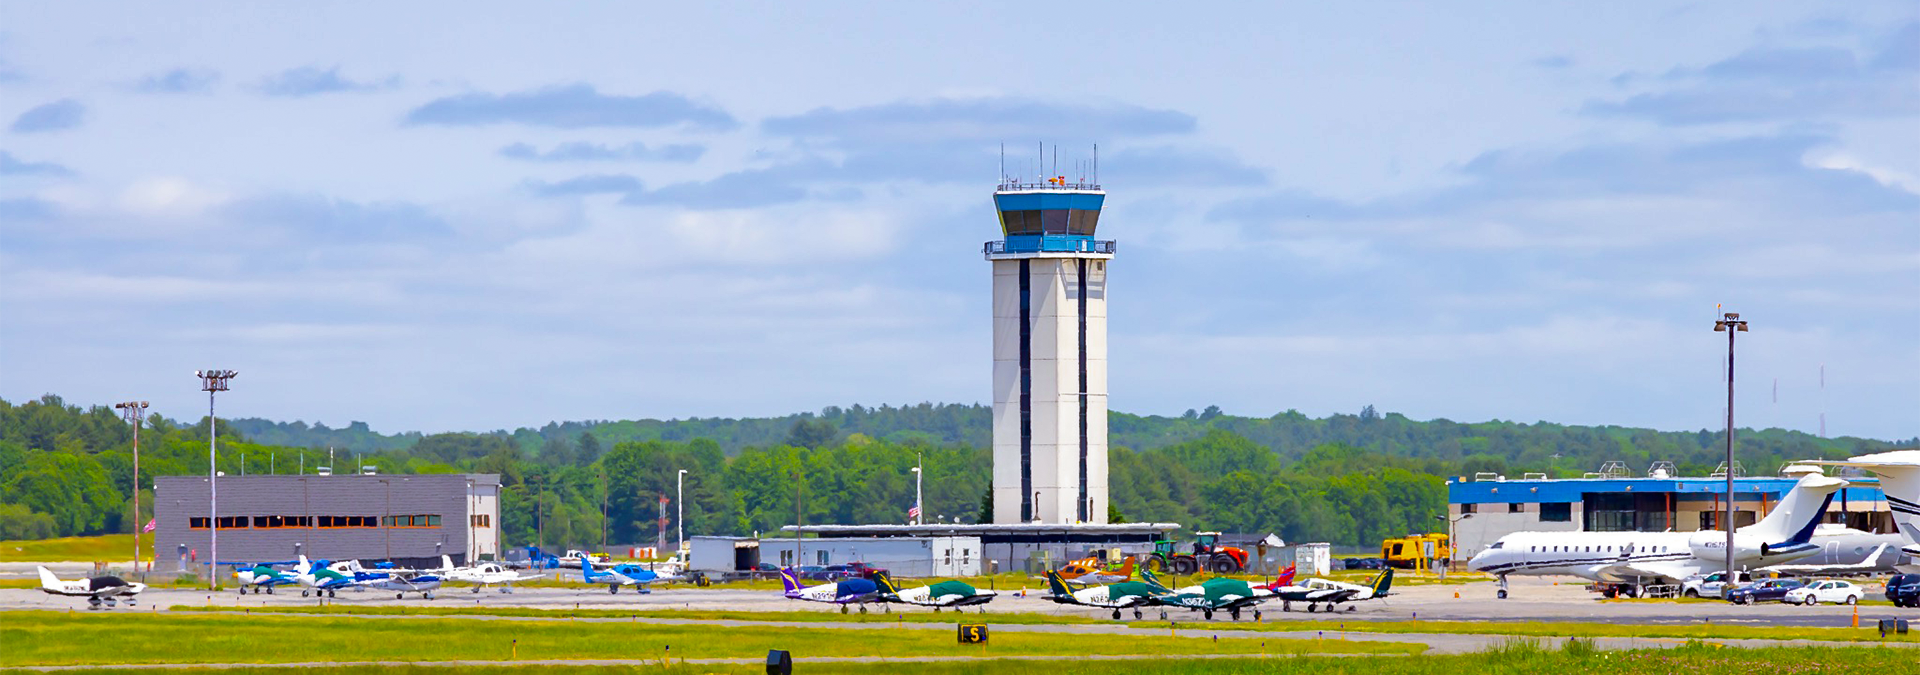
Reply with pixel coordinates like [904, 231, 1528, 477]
[1045, 570, 1074, 598]
[1742, 468, 1846, 547]
[1372, 567, 1394, 596]
[36, 565, 61, 591]
[441, 555, 454, 572]
[873, 571, 899, 597]
[779, 567, 803, 593]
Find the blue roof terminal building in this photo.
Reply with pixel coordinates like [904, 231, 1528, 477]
[1447, 471, 1889, 563]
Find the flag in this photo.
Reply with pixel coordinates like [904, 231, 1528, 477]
[907, 506, 921, 520]
[142, 518, 156, 533]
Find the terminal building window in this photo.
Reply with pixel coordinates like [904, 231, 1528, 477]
[471, 514, 491, 528]
[1540, 502, 1572, 522]
[1509, 503, 1524, 513]
[381, 515, 442, 528]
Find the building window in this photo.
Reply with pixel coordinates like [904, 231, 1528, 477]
[1509, 503, 1524, 513]
[1461, 503, 1477, 514]
[472, 514, 491, 528]
[1540, 503, 1572, 522]
[216, 516, 248, 529]
[189, 517, 209, 530]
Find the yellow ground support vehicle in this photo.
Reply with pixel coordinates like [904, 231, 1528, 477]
[1380, 533, 1450, 569]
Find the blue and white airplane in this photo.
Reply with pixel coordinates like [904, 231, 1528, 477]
[781, 567, 881, 613]
[233, 564, 300, 595]
[579, 558, 672, 594]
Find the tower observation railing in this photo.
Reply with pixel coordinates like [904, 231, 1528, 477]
[984, 237, 1116, 255]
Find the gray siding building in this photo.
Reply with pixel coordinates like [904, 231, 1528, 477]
[154, 473, 500, 569]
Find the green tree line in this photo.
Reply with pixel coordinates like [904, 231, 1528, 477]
[3, 394, 1907, 548]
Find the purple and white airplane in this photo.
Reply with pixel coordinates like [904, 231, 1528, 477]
[781, 567, 882, 614]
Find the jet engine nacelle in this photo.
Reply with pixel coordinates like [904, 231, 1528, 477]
[1687, 531, 1762, 562]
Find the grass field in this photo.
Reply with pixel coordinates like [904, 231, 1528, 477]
[36, 643, 1920, 674]
[0, 611, 1420, 667]
[0, 534, 139, 562]
[1135, 616, 1902, 643]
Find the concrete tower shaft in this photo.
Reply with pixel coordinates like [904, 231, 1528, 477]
[985, 182, 1113, 524]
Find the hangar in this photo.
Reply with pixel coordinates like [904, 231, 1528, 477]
[153, 472, 502, 572]
[1447, 468, 1889, 565]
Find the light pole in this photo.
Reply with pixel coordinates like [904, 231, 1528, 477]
[911, 462, 923, 526]
[1714, 311, 1748, 583]
[196, 369, 235, 589]
[115, 401, 149, 574]
[1435, 513, 1472, 572]
[676, 469, 687, 558]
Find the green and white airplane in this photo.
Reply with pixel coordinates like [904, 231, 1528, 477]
[1043, 569, 1168, 620]
[1138, 569, 1280, 621]
[872, 571, 997, 612]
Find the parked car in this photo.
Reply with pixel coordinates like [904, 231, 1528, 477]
[1682, 571, 1755, 599]
[1725, 578, 1805, 605]
[1885, 574, 1920, 607]
[1784, 579, 1862, 606]
[843, 561, 890, 580]
[794, 565, 832, 580]
[1343, 557, 1386, 570]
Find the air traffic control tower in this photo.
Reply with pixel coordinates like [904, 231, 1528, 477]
[986, 175, 1114, 524]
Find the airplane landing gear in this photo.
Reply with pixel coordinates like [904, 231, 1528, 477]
[840, 605, 849, 614]
[88, 597, 102, 610]
[610, 585, 620, 594]
[327, 590, 336, 598]
[266, 587, 274, 595]
[859, 605, 868, 614]
[1203, 609, 1215, 621]
[1306, 603, 1317, 613]
[424, 591, 435, 600]
[302, 590, 311, 597]
[1111, 609, 1122, 620]
[1497, 575, 1509, 600]
[1158, 610, 1169, 621]
[1133, 609, 1144, 620]
[1230, 609, 1242, 622]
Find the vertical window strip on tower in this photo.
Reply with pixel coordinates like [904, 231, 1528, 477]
[1018, 259, 1032, 522]
[1077, 258, 1089, 522]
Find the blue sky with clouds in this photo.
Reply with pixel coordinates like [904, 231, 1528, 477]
[2, 2, 1915, 440]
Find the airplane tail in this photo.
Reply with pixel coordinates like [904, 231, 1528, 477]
[1115, 557, 1135, 580]
[779, 568, 803, 594]
[1371, 567, 1394, 596]
[1742, 467, 1847, 552]
[36, 566, 61, 591]
[1273, 564, 1297, 587]
[296, 555, 312, 575]
[1139, 567, 1171, 591]
[1807, 452, 1920, 549]
[873, 571, 900, 597]
[1046, 570, 1077, 598]
[579, 556, 599, 581]
[441, 555, 454, 572]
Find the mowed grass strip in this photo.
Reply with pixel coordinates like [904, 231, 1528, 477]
[0, 534, 136, 562]
[40, 644, 1920, 675]
[174, 604, 1110, 625]
[1138, 617, 1894, 643]
[0, 611, 1419, 666]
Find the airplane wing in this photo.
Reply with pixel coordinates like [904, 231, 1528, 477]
[1590, 560, 1698, 584]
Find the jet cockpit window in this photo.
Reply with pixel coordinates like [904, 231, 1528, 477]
[1489, 542, 1504, 549]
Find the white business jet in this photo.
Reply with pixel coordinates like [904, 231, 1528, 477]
[1467, 466, 1845, 598]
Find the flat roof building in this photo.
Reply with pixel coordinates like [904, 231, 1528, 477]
[154, 473, 501, 571]
[1447, 472, 1887, 562]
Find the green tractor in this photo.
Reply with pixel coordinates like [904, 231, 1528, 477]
[1140, 532, 1248, 576]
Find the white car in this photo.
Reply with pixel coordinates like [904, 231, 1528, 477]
[1682, 571, 1753, 599]
[1783, 579, 1862, 606]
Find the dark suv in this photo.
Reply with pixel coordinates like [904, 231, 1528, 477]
[1886, 574, 1920, 607]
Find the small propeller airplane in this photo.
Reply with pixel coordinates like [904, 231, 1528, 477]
[1137, 566, 1296, 621]
[233, 564, 300, 595]
[1263, 567, 1394, 613]
[37, 566, 145, 610]
[872, 571, 997, 612]
[292, 556, 359, 597]
[579, 558, 677, 594]
[1043, 569, 1168, 620]
[1056, 556, 1135, 585]
[441, 555, 545, 594]
[780, 566, 882, 613]
[363, 568, 443, 599]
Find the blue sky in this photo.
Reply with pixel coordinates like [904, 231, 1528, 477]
[1, 2, 1915, 440]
